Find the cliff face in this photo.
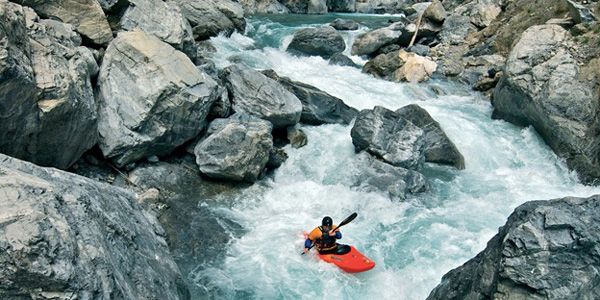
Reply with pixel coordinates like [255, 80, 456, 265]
[427, 195, 600, 300]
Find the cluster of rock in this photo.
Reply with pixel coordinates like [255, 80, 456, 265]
[427, 194, 600, 300]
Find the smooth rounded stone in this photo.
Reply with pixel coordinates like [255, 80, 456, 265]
[267, 147, 289, 169]
[353, 152, 427, 200]
[351, 21, 404, 56]
[408, 44, 430, 56]
[287, 127, 308, 148]
[492, 25, 600, 184]
[222, 65, 302, 127]
[119, 0, 193, 49]
[194, 115, 273, 182]
[287, 26, 345, 58]
[438, 15, 477, 45]
[328, 52, 358, 67]
[423, 0, 447, 23]
[18, 0, 112, 45]
[396, 104, 465, 169]
[393, 50, 437, 83]
[329, 18, 360, 30]
[97, 31, 220, 167]
[262, 69, 358, 125]
[0, 3, 99, 169]
[351, 106, 425, 170]
[174, 0, 246, 40]
[427, 194, 600, 300]
[363, 50, 404, 80]
[0, 154, 188, 300]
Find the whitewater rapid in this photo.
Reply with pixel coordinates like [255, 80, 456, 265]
[191, 14, 600, 299]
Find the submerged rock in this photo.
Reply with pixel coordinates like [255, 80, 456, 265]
[222, 64, 302, 128]
[0, 3, 98, 169]
[262, 69, 358, 125]
[427, 194, 600, 300]
[492, 25, 600, 184]
[194, 115, 273, 182]
[329, 52, 358, 67]
[287, 26, 345, 58]
[0, 153, 188, 299]
[329, 18, 360, 30]
[97, 31, 220, 167]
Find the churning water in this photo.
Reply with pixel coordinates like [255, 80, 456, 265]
[191, 14, 600, 299]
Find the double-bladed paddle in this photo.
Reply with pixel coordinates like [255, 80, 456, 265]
[301, 212, 357, 255]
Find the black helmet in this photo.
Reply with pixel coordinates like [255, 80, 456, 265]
[322, 216, 333, 227]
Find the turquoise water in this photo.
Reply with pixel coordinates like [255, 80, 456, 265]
[192, 15, 600, 299]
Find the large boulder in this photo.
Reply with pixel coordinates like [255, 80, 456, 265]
[307, 0, 327, 13]
[423, 0, 447, 23]
[469, 0, 502, 28]
[97, 31, 220, 167]
[351, 21, 404, 56]
[492, 25, 600, 185]
[327, 0, 355, 12]
[174, 0, 246, 40]
[119, 0, 194, 49]
[351, 106, 425, 170]
[0, 153, 189, 299]
[194, 115, 273, 182]
[353, 152, 427, 200]
[287, 26, 345, 58]
[393, 50, 437, 83]
[427, 194, 600, 300]
[16, 0, 112, 45]
[262, 70, 358, 125]
[241, 0, 289, 14]
[438, 15, 477, 45]
[396, 104, 465, 169]
[221, 64, 302, 128]
[0, 2, 98, 169]
[362, 50, 404, 80]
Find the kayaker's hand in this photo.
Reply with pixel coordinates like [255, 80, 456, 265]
[328, 230, 336, 236]
[304, 248, 309, 254]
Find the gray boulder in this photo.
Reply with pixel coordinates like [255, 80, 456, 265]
[427, 194, 600, 300]
[327, 0, 356, 12]
[363, 50, 404, 80]
[329, 52, 358, 67]
[194, 115, 273, 182]
[17, 0, 112, 45]
[174, 0, 246, 40]
[97, 31, 220, 167]
[0, 3, 98, 169]
[221, 64, 302, 128]
[354, 152, 427, 200]
[423, 0, 447, 23]
[119, 0, 194, 50]
[351, 21, 404, 56]
[329, 18, 359, 30]
[492, 25, 600, 185]
[438, 15, 477, 45]
[307, 0, 327, 13]
[97, 0, 122, 12]
[396, 104, 465, 169]
[566, 0, 596, 24]
[262, 69, 358, 125]
[351, 106, 425, 170]
[287, 26, 345, 58]
[0, 153, 188, 300]
[241, 0, 289, 14]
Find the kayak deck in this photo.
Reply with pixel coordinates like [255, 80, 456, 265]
[317, 245, 375, 273]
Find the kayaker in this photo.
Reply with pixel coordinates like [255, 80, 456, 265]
[304, 216, 351, 255]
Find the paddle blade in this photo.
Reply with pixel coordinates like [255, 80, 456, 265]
[338, 212, 357, 228]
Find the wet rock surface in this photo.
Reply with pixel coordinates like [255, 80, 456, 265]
[287, 26, 346, 58]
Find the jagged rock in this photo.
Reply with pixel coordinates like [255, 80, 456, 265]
[241, 0, 289, 14]
[222, 65, 302, 127]
[287, 26, 345, 58]
[262, 69, 358, 125]
[119, 0, 193, 50]
[174, 0, 246, 40]
[97, 31, 220, 167]
[469, 0, 502, 28]
[307, 0, 327, 13]
[353, 152, 427, 200]
[329, 18, 359, 30]
[459, 54, 505, 88]
[17, 0, 112, 45]
[397, 19, 442, 47]
[427, 195, 600, 300]
[287, 127, 308, 148]
[393, 50, 437, 83]
[408, 44, 430, 56]
[363, 50, 404, 80]
[208, 86, 232, 119]
[351, 21, 404, 56]
[566, 0, 597, 24]
[194, 115, 273, 182]
[0, 154, 188, 300]
[328, 0, 355, 12]
[351, 106, 425, 170]
[267, 147, 288, 169]
[0, 2, 98, 169]
[97, 0, 123, 12]
[396, 104, 465, 169]
[492, 25, 600, 185]
[423, 0, 447, 23]
[328, 52, 357, 67]
[438, 15, 476, 45]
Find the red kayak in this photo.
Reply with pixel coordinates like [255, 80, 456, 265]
[317, 245, 375, 273]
